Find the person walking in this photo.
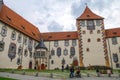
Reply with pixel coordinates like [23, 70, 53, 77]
[69, 66, 74, 78]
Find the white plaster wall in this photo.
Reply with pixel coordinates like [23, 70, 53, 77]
[0, 21, 37, 69]
[44, 40, 79, 70]
[106, 38, 120, 69]
[80, 20, 105, 67]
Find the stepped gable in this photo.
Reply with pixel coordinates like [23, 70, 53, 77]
[42, 31, 78, 41]
[0, 4, 41, 41]
[77, 6, 103, 20]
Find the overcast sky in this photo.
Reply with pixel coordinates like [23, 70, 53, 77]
[4, 0, 120, 32]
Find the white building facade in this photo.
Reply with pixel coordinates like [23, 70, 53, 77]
[0, 1, 120, 70]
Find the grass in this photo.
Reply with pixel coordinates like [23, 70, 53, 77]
[0, 68, 119, 79]
[0, 77, 17, 80]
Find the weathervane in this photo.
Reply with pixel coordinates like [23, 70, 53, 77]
[85, 3, 87, 6]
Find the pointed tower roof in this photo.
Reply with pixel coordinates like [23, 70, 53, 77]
[35, 39, 47, 50]
[77, 6, 103, 20]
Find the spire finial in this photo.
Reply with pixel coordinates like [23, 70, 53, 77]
[85, 3, 87, 6]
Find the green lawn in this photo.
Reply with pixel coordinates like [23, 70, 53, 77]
[0, 77, 17, 80]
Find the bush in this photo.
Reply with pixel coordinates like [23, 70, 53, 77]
[87, 65, 112, 70]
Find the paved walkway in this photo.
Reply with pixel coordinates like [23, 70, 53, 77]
[0, 72, 120, 80]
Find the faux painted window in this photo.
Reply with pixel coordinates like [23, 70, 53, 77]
[1, 25, 7, 37]
[57, 47, 61, 57]
[8, 43, 16, 61]
[70, 47, 75, 57]
[119, 47, 120, 53]
[28, 38, 33, 52]
[80, 20, 85, 27]
[112, 37, 117, 45]
[54, 40, 58, 47]
[17, 58, 21, 65]
[72, 40, 76, 46]
[17, 33, 22, 43]
[24, 49, 28, 57]
[51, 49, 55, 56]
[0, 39, 5, 52]
[64, 40, 69, 46]
[11, 31, 16, 40]
[18, 45, 23, 56]
[63, 48, 68, 56]
[87, 20, 95, 30]
[23, 37, 27, 45]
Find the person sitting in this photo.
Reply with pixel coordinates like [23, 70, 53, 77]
[75, 68, 81, 78]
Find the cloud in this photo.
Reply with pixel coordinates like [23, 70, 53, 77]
[48, 21, 63, 32]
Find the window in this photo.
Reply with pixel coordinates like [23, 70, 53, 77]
[18, 45, 23, 56]
[64, 40, 69, 46]
[17, 33, 22, 43]
[1, 25, 7, 37]
[88, 38, 91, 42]
[90, 30, 93, 34]
[11, 31, 16, 40]
[54, 40, 58, 47]
[96, 20, 101, 26]
[28, 38, 33, 51]
[116, 63, 119, 68]
[63, 48, 68, 56]
[97, 30, 100, 34]
[119, 47, 120, 53]
[23, 37, 27, 45]
[80, 20, 85, 27]
[113, 53, 118, 63]
[97, 38, 101, 42]
[82, 31, 86, 34]
[8, 43, 16, 61]
[51, 60, 54, 64]
[29, 51, 32, 58]
[70, 47, 75, 57]
[72, 40, 76, 46]
[62, 58, 65, 65]
[24, 49, 28, 57]
[87, 20, 95, 30]
[51, 49, 55, 56]
[0, 38, 5, 52]
[57, 47, 61, 57]
[112, 37, 117, 45]
[17, 58, 21, 65]
[86, 48, 89, 52]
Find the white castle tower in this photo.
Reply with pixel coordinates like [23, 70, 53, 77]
[76, 6, 110, 67]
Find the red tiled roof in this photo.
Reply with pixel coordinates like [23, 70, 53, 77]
[0, 4, 41, 41]
[41, 31, 78, 41]
[105, 28, 120, 38]
[77, 6, 103, 20]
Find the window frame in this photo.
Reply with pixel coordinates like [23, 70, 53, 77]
[54, 40, 58, 47]
[87, 20, 95, 30]
[64, 40, 69, 46]
[1, 25, 7, 37]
